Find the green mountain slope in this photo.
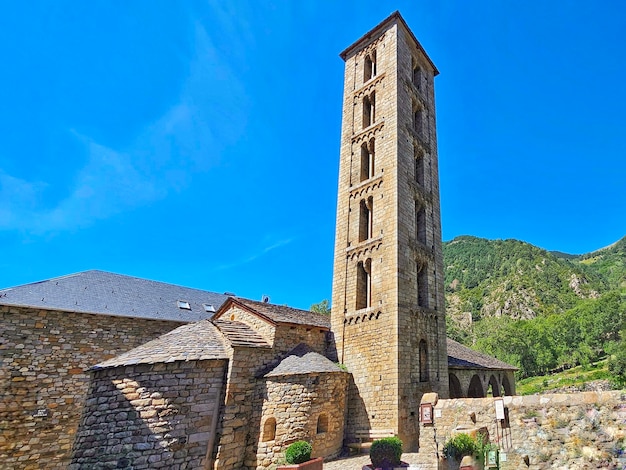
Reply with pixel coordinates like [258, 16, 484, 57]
[444, 235, 626, 378]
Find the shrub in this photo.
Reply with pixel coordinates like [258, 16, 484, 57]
[285, 440, 312, 464]
[370, 436, 403, 469]
[443, 433, 478, 461]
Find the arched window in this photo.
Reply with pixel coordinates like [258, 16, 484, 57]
[416, 262, 428, 309]
[414, 146, 424, 186]
[415, 202, 426, 244]
[414, 106, 423, 137]
[364, 50, 377, 82]
[356, 258, 372, 310]
[487, 375, 501, 397]
[363, 92, 375, 128]
[359, 197, 373, 242]
[468, 375, 484, 398]
[412, 61, 421, 90]
[360, 139, 375, 182]
[262, 417, 276, 441]
[419, 339, 429, 382]
[502, 375, 513, 396]
[317, 413, 329, 434]
[449, 373, 463, 398]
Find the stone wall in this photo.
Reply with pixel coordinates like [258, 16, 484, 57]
[214, 325, 329, 470]
[419, 391, 626, 469]
[70, 359, 227, 469]
[0, 305, 181, 469]
[256, 372, 349, 469]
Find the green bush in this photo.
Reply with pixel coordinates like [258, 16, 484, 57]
[285, 440, 312, 464]
[443, 433, 478, 461]
[370, 436, 402, 469]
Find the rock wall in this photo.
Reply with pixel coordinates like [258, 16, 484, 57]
[256, 372, 349, 468]
[0, 306, 182, 469]
[419, 391, 626, 469]
[70, 359, 227, 469]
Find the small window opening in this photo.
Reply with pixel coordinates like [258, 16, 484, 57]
[364, 50, 377, 82]
[363, 92, 375, 128]
[415, 202, 426, 244]
[360, 139, 375, 182]
[419, 339, 429, 382]
[317, 414, 329, 434]
[262, 417, 276, 441]
[203, 304, 216, 313]
[414, 147, 424, 186]
[412, 61, 421, 89]
[358, 197, 373, 242]
[356, 258, 372, 310]
[177, 300, 191, 310]
[417, 263, 429, 308]
[414, 106, 423, 137]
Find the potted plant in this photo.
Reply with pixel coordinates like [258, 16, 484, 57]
[442, 433, 484, 470]
[277, 441, 323, 470]
[365, 437, 408, 470]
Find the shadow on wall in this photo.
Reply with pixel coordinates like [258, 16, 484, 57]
[69, 360, 227, 470]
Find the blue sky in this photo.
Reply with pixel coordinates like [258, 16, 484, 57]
[1, 1, 625, 309]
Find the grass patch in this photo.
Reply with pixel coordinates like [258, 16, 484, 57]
[517, 359, 612, 395]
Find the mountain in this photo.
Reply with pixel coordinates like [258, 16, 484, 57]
[443, 235, 626, 378]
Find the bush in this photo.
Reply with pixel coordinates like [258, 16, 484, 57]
[370, 436, 402, 469]
[443, 433, 478, 461]
[285, 440, 312, 464]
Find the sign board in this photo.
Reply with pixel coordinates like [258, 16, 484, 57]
[420, 403, 433, 424]
[494, 398, 505, 420]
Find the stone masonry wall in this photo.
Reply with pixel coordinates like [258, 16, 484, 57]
[255, 372, 349, 469]
[418, 391, 626, 470]
[70, 359, 227, 469]
[215, 325, 328, 470]
[0, 305, 181, 469]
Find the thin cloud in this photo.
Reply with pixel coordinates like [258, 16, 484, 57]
[0, 22, 248, 233]
[216, 238, 294, 271]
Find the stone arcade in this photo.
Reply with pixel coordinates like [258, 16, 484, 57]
[1, 12, 516, 470]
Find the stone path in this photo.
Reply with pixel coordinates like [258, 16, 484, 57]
[323, 453, 429, 469]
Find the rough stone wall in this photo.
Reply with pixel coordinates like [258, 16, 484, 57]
[419, 392, 626, 469]
[331, 15, 448, 451]
[0, 305, 181, 469]
[70, 359, 226, 469]
[215, 326, 328, 470]
[255, 372, 349, 469]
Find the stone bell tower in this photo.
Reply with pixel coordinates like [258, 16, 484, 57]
[330, 11, 449, 450]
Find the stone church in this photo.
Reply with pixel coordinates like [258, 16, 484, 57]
[0, 12, 515, 470]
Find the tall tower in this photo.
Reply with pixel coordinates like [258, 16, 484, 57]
[330, 12, 449, 450]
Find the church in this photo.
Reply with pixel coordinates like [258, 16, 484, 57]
[0, 12, 515, 470]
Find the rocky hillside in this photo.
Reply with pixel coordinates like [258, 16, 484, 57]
[444, 235, 626, 377]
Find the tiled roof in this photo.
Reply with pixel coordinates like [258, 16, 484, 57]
[447, 338, 518, 371]
[228, 298, 331, 329]
[213, 319, 271, 348]
[93, 320, 229, 370]
[0, 270, 229, 322]
[263, 344, 344, 377]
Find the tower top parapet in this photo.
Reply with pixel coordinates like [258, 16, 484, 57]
[339, 10, 439, 75]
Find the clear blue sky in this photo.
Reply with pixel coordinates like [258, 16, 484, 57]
[1, 1, 625, 309]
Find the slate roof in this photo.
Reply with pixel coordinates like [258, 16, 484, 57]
[223, 297, 331, 329]
[0, 270, 229, 322]
[263, 344, 345, 377]
[213, 319, 271, 348]
[93, 320, 229, 370]
[447, 338, 518, 371]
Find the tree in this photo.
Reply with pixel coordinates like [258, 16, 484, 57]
[310, 299, 331, 315]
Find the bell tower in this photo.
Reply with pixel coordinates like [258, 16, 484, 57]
[330, 11, 449, 450]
